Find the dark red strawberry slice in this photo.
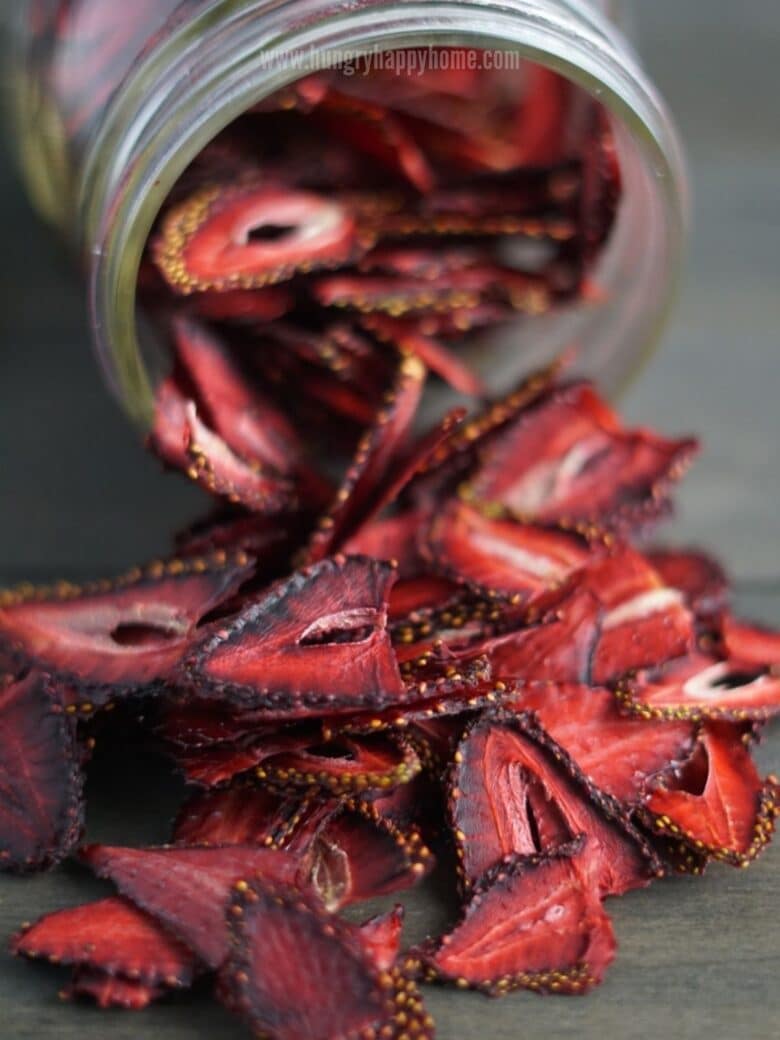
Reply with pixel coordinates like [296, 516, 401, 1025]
[189, 286, 293, 322]
[12, 896, 197, 987]
[387, 572, 461, 616]
[644, 723, 779, 866]
[361, 313, 485, 396]
[614, 653, 780, 722]
[342, 509, 431, 576]
[449, 711, 660, 894]
[153, 183, 362, 293]
[576, 549, 695, 683]
[180, 555, 406, 716]
[515, 65, 577, 166]
[304, 354, 426, 563]
[173, 786, 336, 850]
[170, 316, 307, 477]
[422, 500, 591, 600]
[0, 672, 83, 871]
[646, 548, 729, 622]
[169, 727, 317, 788]
[468, 382, 698, 534]
[219, 878, 434, 1040]
[357, 906, 405, 971]
[63, 969, 165, 1010]
[0, 552, 252, 698]
[481, 586, 601, 684]
[174, 509, 297, 567]
[509, 683, 696, 805]
[420, 842, 616, 995]
[369, 206, 575, 243]
[721, 615, 780, 668]
[312, 800, 433, 908]
[81, 844, 307, 969]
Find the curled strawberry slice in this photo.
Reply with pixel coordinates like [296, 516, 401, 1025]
[449, 710, 660, 894]
[614, 653, 780, 722]
[644, 723, 779, 866]
[0, 672, 83, 871]
[509, 683, 696, 805]
[721, 615, 780, 668]
[357, 906, 405, 971]
[180, 556, 406, 717]
[81, 844, 308, 969]
[63, 969, 166, 1010]
[423, 500, 591, 600]
[467, 382, 699, 534]
[419, 842, 616, 996]
[12, 896, 197, 988]
[153, 183, 362, 293]
[646, 548, 729, 623]
[342, 509, 431, 577]
[0, 552, 252, 698]
[303, 354, 426, 563]
[219, 878, 434, 1040]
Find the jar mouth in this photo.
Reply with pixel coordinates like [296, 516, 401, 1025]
[82, 0, 687, 427]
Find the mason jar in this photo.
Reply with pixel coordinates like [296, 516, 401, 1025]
[3, 0, 687, 426]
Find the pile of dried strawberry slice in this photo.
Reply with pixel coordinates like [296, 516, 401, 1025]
[3, 349, 779, 1034]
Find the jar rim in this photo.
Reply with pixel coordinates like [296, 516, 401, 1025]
[81, 0, 687, 426]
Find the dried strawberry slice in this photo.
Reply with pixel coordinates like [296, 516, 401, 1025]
[422, 500, 591, 600]
[509, 683, 696, 805]
[361, 313, 485, 396]
[12, 896, 197, 987]
[153, 183, 362, 294]
[721, 615, 780, 668]
[387, 573, 461, 617]
[357, 906, 405, 971]
[180, 555, 406, 717]
[174, 786, 335, 850]
[614, 652, 780, 722]
[304, 354, 426, 563]
[449, 711, 660, 894]
[170, 727, 317, 788]
[63, 969, 165, 1010]
[646, 548, 729, 622]
[189, 286, 293, 322]
[0, 672, 83, 871]
[0, 553, 252, 697]
[419, 842, 616, 995]
[311, 800, 433, 908]
[174, 509, 296, 566]
[81, 844, 307, 969]
[644, 723, 779, 866]
[468, 382, 699, 534]
[220, 881, 434, 1040]
[171, 316, 307, 476]
[342, 509, 431, 577]
[577, 549, 695, 683]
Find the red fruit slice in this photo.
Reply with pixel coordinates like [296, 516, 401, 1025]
[153, 183, 361, 293]
[449, 711, 659, 894]
[646, 548, 729, 622]
[180, 555, 406, 717]
[312, 800, 433, 908]
[481, 587, 601, 684]
[645, 723, 779, 866]
[12, 896, 196, 987]
[171, 316, 306, 476]
[387, 573, 461, 617]
[304, 354, 426, 563]
[0, 552, 252, 697]
[420, 843, 616, 995]
[63, 968, 165, 1009]
[509, 683, 696, 805]
[170, 728, 316, 788]
[614, 653, 780, 722]
[357, 906, 405, 971]
[721, 615, 780, 668]
[174, 510, 296, 565]
[577, 549, 695, 684]
[189, 286, 293, 322]
[81, 844, 306, 969]
[361, 313, 485, 396]
[0, 672, 83, 871]
[342, 509, 430, 577]
[370, 206, 575, 242]
[220, 878, 434, 1040]
[184, 400, 297, 513]
[468, 382, 699, 534]
[312, 90, 436, 192]
[423, 500, 591, 600]
[173, 786, 332, 849]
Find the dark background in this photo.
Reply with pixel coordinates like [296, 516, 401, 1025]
[0, 2, 778, 580]
[0, 5, 779, 1040]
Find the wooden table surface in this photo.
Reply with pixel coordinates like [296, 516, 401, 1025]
[0, 2, 778, 1038]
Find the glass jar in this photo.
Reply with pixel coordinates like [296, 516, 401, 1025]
[3, 1, 687, 426]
